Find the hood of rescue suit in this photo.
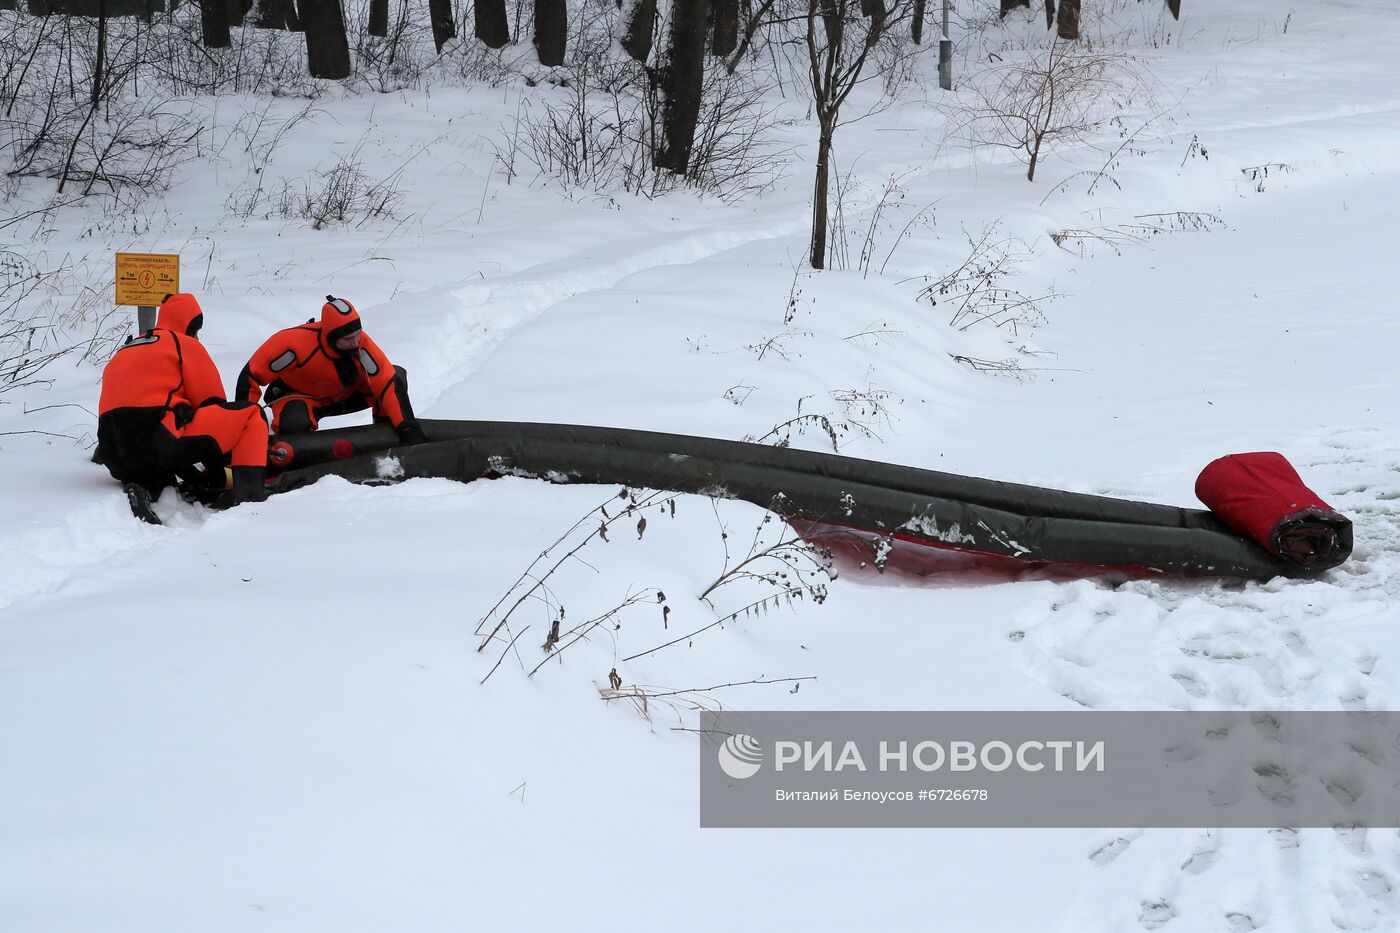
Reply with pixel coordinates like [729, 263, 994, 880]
[156, 293, 204, 338]
[320, 295, 362, 355]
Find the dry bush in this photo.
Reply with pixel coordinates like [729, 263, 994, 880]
[964, 0, 1185, 59]
[0, 247, 126, 396]
[497, 65, 783, 201]
[743, 381, 900, 450]
[1049, 210, 1224, 257]
[957, 40, 1156, 182]
[346, 0, 430, 92]
[0, 12, 208, 197]
[822, 170, 936, 276]
[477, 486, 835, 689]
[239, 144, 414, 229]
[343, 0, 520, 93]
[599, 675, 815, 723]
[220, 99, 321, 218]
[1240, 162, 1292, 194]
[275, 160, 404, 229]
[694, 504, 834, 614]
[908, 224, 1060, 378]
[142, 12, 319, 97]
[917, 224, 1055, 334]
[0, 250, 71, 396]
[493, 1, 785, 203]
[476, 487, 685, 683]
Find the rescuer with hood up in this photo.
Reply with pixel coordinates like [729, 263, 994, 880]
[235, 295, 425, 444]
[96, 293, 270, 524]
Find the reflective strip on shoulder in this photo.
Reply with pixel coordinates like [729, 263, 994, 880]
[122, 334, 161, 349]
[358, 347, 379, 376]
[269, 349, 297, 373]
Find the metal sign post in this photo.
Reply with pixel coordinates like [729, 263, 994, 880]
[115, 252, 179, 334]
[939, 0, 953, 90]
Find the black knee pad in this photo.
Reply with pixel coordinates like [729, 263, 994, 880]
[175, 434, 227, 490]
[279, 400, 314, 435]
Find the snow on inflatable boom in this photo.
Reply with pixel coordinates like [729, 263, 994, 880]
[266, 420, 1352, 580]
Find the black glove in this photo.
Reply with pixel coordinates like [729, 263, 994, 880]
[172, 403, 196, 429]
[396, 419, 428, 445]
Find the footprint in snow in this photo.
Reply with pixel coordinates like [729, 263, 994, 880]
[1252, 762, 1298, 807]
[1088, 833, 1138, 866]
[1137, 897, 1175, 930]
[1224, 910, 1260, 931]
[1330, 867, 1395, 931]
[1170, 669, 1208, 699]
[1179, 830, 1220, 876]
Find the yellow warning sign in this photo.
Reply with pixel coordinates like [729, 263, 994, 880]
[115, 252, 179, 306]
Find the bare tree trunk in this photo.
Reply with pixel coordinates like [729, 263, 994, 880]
[1043, 0, 1053, 29]
[910, 0, 924, 42]
[810, 122, 833, 268]
[1166, 0, 1179, 18]
[533, 0, 566, 64]
[1055, 0, 1078, 39]
[621, 0, 656, 62]
[199, 0, 231, 47]
[804, 0, 890, 269]
[386, 0, 409, 56]
[473, 0, 509, 48]
[226, 0, 254, 26]
[653, 0, 710, 174]
[60, 0, 108, 194]
[299, 0, 351, 77]
[711, 0, 737, 56]
[92, 0, 107, 106]
[0, 0, 15, 10]
[998, 0, 1027, 16]
[47, 0, 151, 12]
[427, 0, 454, 49]
[724, 0, 772, 73]
[367, 0, 388, 36]
[283, 0, 302, 30]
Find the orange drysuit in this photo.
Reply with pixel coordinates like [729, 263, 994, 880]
[235, 296, 418, 437]
[97, 294, 268, 495]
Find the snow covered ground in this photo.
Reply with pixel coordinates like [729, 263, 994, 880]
[4, 1, 1400, 930]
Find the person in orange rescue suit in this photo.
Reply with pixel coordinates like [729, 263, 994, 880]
[96, 293, 270, 525]
[235, 295, 426, 445]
